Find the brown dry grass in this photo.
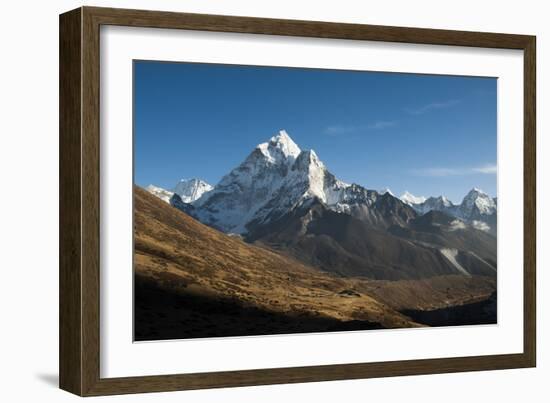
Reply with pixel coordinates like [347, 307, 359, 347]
[354, 275, 496, 311]
[134, 186, 417, 329]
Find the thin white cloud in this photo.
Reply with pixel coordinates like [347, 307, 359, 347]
[325, 120, 397, 135]
[367, 120, 397, 130]
[405, 99, 460, 115]
[472, 164, 497, 174]
[411, 163, 497, 177]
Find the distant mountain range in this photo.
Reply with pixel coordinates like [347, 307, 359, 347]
[399, 189, 497, 235]
[146, 178, 213, 204]
[143, 130, 497, 281]
[146, 130, 496, 235]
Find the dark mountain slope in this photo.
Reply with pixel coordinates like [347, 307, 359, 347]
[389, 210, 497, 276]
[248, 201, 496, 280]
[247, 200, 465, 280]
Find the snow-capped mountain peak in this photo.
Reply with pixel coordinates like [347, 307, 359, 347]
[173, 178, 213, 203]
[192, 131, 306, 232]
[464, 187, 487, 199]
[379, 188, 394, 196]
[256, 129, 301, 164]
[411, 195, 455, 215]
[460, 187, 496, 216]
[145, 184, 173, 203]
[437, 195, 453, 207]
[191, 130, 382, 233]
[400, 187, 497, 234]
[400, 191, 427, 206]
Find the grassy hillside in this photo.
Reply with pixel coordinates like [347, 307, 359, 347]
[134, 186, 418, 340]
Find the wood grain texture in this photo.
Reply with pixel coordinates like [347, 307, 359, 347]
[86, 6, 532, 49]
[59, 8, 82, 396]
[523, 38, 536, 366]
[81, 6, 102, 396]
[59, 6, 537, 396]
[85, 353, 531, 396]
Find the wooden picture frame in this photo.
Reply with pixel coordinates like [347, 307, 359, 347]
[59, 6, 536, 396]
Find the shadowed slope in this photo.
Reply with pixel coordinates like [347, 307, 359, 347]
[247, 201, 496, 280]
[133, 186, 419, 340]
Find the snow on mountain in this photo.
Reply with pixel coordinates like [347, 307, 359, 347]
[288, 149, 351, 204]
[192, 130, 302, 233]
[455, 189, 497, 235]
[147, 129, 496, 238]
[379, 188, 394, 196]
[146, 179, 212, 204]
[256, 129, 301, 164]
[402, 188, 496, 219]
[400, 191, 426, 206]
[458, 188, 497, 217]
[247, 148, 357, 228]
[401, 187, 497, 234]
[173, 178, 213, 203]
[145, 184, 173, 204]
[192, 130, 392, 234]
[414, 195, 455, 215]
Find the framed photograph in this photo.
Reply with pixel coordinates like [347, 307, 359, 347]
[59, 6, 536, 396]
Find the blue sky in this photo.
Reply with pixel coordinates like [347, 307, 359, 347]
[134, 61, 497, 203]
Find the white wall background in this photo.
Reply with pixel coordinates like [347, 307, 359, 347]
[0, 0, 546, 401]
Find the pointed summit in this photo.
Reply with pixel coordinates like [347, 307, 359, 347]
[194, 130, 356, 233]
[256, 130, 301, 164]
[460, 187, 496, 215]
[193, 130, 412, 234]
[145, 184, 174, 203]
[173, 178, 213, 203]
[462, 188, 490, 204]
[272, 130, 301, 158]
[467, 187, 486, 196]
[271, 129, 294, 144]
[400, 191, 426, 206]
[409, 194, 456, 215]
[435, 195, 453, 207]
